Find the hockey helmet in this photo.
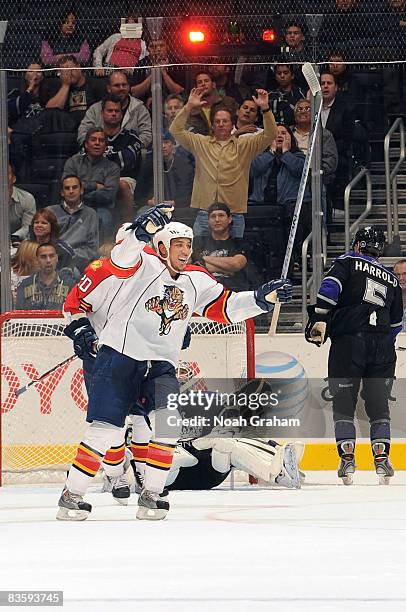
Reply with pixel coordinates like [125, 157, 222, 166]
[152, 222, 194, 259]
[352, 225, 385, 257]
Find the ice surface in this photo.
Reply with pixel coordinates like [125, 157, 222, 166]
[1, 471, 406, 612]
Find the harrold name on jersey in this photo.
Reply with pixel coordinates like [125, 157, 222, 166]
[354, 260, 398, 287]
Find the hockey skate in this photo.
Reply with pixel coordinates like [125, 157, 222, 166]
[373, 443, 394, 485]
[102, 473, 130, 505]
[136, 489, 170, 521]
[338, 455, 356, 485]
[56, 488, 92, 521]
[130, 460, 168, 498]
[274, 444, 301, 489]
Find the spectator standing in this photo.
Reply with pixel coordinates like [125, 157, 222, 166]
[63, 128, 120, 237]
[170, 87, 276, 237]
[9, 163, 36, 241]
[78, 70, 152, 149]
[47, 175, 99, 273]
[41, 11, 90, 68]
[130, 37, 185, 107]
[186, 71, 238, 136]
[16, 243, 75, 310]
[46, 55, 100, 125]
[320, 71, 355, 215]
[101, 95, 143, 220]
[7, 63, 48, 127]
[29, 208, 75, 272]
[93, 13, 148, 77]
[193, 202, 249, 291]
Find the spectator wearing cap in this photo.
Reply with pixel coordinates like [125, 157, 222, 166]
[144, 131, 195, 210]
[192, 202, 249, 291]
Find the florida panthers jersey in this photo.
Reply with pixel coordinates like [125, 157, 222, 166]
[63, 258, 123, 337]
[316, 251, 403, 337]
[66, 235, 264, 367]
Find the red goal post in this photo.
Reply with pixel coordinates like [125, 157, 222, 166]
[0, 310, 255, 485]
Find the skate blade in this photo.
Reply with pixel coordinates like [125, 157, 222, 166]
[378, 474, 391, 485]
[136, 506, 168, 521]
[113, 496, 129, 506]
[340, 474, 354, 486]
[56, 507, 90, 521]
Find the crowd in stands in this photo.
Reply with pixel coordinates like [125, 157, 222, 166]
[5, 2, 406, 312]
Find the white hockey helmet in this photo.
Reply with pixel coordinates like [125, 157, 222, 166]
[152, 222, 194, 259]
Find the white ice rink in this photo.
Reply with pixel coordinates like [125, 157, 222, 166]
[1, 471, 406, 612]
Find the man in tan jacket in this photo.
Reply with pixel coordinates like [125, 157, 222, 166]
[170, 87, 276, 237]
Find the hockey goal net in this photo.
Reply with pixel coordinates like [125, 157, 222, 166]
[0, 310, 255, 485]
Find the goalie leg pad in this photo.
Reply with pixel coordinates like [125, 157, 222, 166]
[274, 444, 301, 489]
[209, 438, 283, 483]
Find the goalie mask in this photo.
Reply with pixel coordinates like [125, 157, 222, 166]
[152, 222, 194, 264]
[352, 226, 385, 258]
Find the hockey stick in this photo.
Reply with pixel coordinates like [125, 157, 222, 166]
[14, 354, 77, 397]
[268, 63, 322, 336]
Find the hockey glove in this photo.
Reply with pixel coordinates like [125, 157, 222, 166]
[254, 278, 293, 311]
[64, 318, 98, 361]
[304, 304, 329, 347]
[130, 203, 174, 243]
[181, 325, 191, 350]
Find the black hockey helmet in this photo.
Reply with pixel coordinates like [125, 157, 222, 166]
[352, 225, 385, 257]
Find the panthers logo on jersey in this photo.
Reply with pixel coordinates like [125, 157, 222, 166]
[145, 285, 189, 335]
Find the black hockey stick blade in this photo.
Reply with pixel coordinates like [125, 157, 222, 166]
[15, 354, 77, 397]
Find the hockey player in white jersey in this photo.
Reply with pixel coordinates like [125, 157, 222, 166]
[57, 203, 292, 521]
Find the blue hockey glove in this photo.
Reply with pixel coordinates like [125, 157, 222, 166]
[254, 279, 293, 312]
[64, 318, 98, 361]
[130, 203, 174, 243]
[181, 326, 192, 350]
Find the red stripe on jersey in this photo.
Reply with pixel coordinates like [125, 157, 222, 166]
[203, 289, 232, 324]
[143, 245, 159, 258]
[105, 255, 143, 279]
[146, 442, 175, 470]
[184, 263, 216, 279]
[72, 444, 103, 476]
[64, 258, 113, 315]
[103, 444, 125, 465]
[131, 442, 149, 463]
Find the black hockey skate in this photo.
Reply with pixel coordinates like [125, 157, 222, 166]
[56, 488, 92, 521]
[130, 460, 168, 498]
[101, 472, 131, 505]
[136, 489, 170, 521]
[338, 441, 356, 485]
[373, 443, 394, 485]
